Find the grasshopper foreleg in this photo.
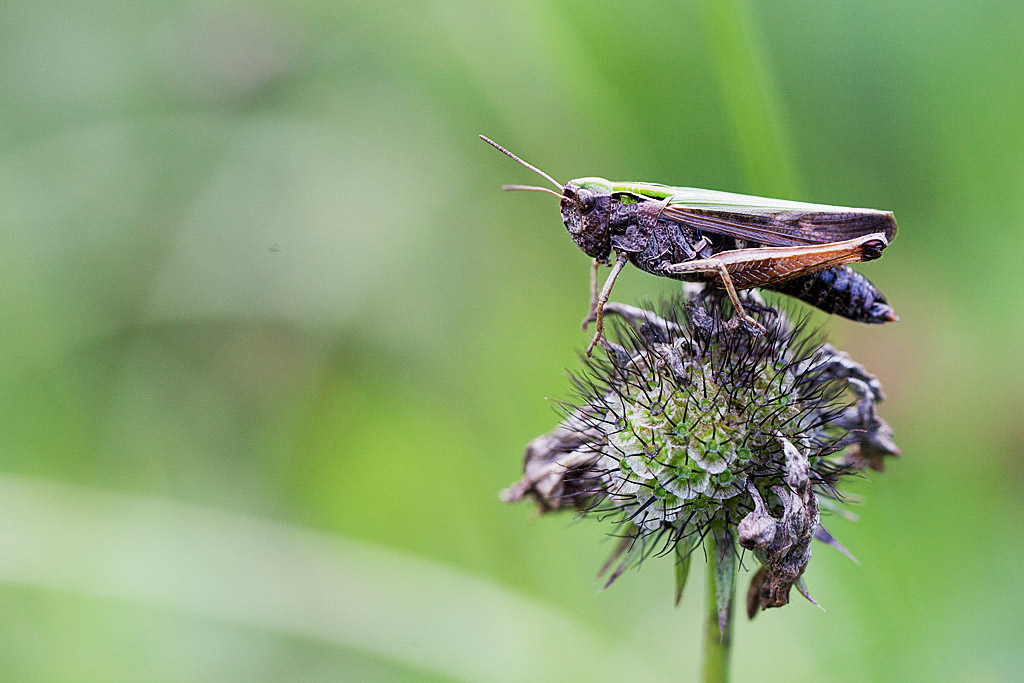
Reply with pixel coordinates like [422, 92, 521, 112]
[588, 258, 601, 314]
[583, 253, 629, 356]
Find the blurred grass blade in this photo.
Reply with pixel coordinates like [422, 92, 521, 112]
[0, 476, 664, 683]
[697, 0, 798, 198]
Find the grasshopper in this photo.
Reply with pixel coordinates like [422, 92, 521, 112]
[481, 135, 898, 354]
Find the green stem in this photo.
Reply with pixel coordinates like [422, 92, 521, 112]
[701, 536, 735, 683]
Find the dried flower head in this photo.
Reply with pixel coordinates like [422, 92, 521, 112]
[502, 289, 899, 627]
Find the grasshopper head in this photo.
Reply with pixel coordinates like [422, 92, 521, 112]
[561, 178, 613, 261]
[477, 137, 613, 260]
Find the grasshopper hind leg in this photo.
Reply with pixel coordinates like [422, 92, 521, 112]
[664, 259, 768, 334]
[662, 234, 890, 330]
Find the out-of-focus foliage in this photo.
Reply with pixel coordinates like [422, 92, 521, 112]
[0, 0, 1021, 680]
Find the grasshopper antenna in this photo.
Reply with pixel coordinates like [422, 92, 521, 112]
[501, 184, 565, 199]
[479, 135, 563, 192]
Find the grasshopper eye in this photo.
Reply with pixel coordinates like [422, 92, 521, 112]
[577, 189, 596, 214]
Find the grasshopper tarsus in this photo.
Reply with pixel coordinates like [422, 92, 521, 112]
[581, 325, 602, 360]
[584, 308, 605, 356]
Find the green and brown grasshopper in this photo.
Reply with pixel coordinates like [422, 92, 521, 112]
[481, 136, 898, 354]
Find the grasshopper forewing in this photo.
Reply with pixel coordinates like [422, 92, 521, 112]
[656, 186, 896, 245]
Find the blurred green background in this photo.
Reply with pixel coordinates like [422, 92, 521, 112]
[1, 0, 1022, 680]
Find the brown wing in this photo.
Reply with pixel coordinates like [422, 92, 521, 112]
[659, 205, 898, 247]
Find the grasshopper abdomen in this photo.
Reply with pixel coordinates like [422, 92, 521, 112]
[767, 266, 897, 323]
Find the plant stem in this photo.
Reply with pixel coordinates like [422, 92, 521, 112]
[701, 536, 735, 683]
